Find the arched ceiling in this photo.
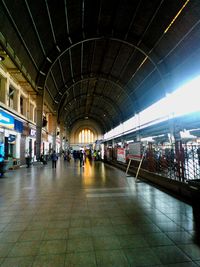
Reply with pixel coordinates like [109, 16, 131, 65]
[0, 0, 200, 133]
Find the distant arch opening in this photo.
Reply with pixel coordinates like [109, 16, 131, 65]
[78, 129, 94, 144]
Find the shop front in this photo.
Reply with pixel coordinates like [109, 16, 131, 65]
[0, 109, 15, 159]
[29, 127, 36, 162]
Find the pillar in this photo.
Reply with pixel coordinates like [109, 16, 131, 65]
[48, 114, 57, 151]
[36, 93, 44, 160]
[59, 122, 64, 152]
[0, 77, 8, 104]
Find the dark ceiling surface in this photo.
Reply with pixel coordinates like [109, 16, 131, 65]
[0, 0, 200, 133]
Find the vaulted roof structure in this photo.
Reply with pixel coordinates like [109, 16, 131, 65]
[0, 0, 200, 132]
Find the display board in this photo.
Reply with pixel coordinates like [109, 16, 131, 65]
[127, 142, 141, 161]
[117, 148, 126, 163]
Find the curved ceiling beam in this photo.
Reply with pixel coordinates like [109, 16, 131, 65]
[66, 113, 110, 133]
[58, 91, 124, 123]
[56, 75, 134, 109]
[61, 102, 120, 127]
[63, 104, 116, 129]
[37, 36, 166, 91]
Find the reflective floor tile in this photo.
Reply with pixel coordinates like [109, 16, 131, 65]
[178, 244, 200, 260]
[144, 232, 174, 246]
[39, 240, 67, 255]
[8, 241, 41, 257]
[32, 254, 65, 267]
[0, 243, 15, 257]
[43, 229, 68, 240]
[151, 245, 191, 265]
[166, 231, 194, 245]
[0, 231, 23, 243]
[19, 230, 44, 241]
[93, 236, 121, 250]
[67, 237, 94, 253]
[0, 256, 34, 267]
[96, 249, 129, 267]
[65, 252, 97, 267]
[118, 234, 149, 249]
[124, 247, 161, 266]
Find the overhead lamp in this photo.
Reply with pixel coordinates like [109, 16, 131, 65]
[0, 55, 5, 61]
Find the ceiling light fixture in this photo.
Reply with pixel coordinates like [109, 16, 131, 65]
[0, 55, 5, 61]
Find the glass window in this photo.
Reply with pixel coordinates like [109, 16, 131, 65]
[78, 129, 94, 143]
[30, 104, 34, 121]
[20, 96, 24, 115]
[8, 87, 14, 108]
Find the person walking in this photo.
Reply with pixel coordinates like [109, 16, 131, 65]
[51, 150, 58, 168]
[79, 150, 84, 167]
[25, 151, 31, 168]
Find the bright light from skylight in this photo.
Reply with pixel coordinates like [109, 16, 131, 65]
[166, 75, 200, 117]
[104, 75, 200, 141]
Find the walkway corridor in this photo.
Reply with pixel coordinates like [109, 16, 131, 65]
[0, 159, 200, 266]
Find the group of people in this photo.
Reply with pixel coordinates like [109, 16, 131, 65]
[72, 150, 85, 166]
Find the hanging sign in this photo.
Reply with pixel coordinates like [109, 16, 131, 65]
[0, 110, 14, 129]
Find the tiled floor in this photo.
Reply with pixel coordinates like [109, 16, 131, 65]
[0, 158, 200, 266]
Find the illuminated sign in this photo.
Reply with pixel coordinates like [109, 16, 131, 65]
[8, 134, 16, 144]
[0, 110, 14, 129]
[30, 128, 36, 137]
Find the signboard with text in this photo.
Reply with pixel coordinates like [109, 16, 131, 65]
[127, 142, 142, 161]
[0, 110, 14, 129]
[117, 148, 126, 163]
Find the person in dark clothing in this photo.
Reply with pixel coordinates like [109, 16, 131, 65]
[197, 147, 200, 166]
[51, 150, 58, 168]
[79, 150, 84, 167]
[25, 152, 31, 168]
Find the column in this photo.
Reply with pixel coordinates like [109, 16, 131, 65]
[14, 89, 20, 113]
[0, 77, 8, 104]
[48, 114, 57, 151]
[36, 93, 44, 160]
[59, 122, 64, 152]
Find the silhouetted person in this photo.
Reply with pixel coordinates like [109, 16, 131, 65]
[25, 152, 30, 168]
[51, 151, 58, 168]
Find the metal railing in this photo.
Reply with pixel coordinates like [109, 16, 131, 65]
[142, 143, 200, 182]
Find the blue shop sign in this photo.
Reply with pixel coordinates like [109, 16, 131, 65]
[14, 119, 23, 133]
[0, 110, 14, 129]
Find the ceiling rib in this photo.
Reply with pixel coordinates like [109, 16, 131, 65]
[124, 0, 142, 40]
[57, 76, 133, 107]
[66, 112, 112, 132]
[42, 37, 165, 92]
[58, 58, 66, 90]
[24, 0, 46, 57]
[69, 49, 75, 83]
[45, 0, 57, 45]
[59, 92, 124, 121]
[64, 103, 116, 127]
[64, 0, 72, 44]
[82, 0, 85, 39]
[1, 0, 39, 71]
[97, 0, 103, 35]
[50, 71, 59, 94]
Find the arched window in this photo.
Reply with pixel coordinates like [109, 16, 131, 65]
[78, 129, 94, 143]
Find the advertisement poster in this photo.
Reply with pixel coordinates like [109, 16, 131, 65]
[117, 148, 126, 163]
[127, 142, 141, 161]
[0, 110, 14, 129]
